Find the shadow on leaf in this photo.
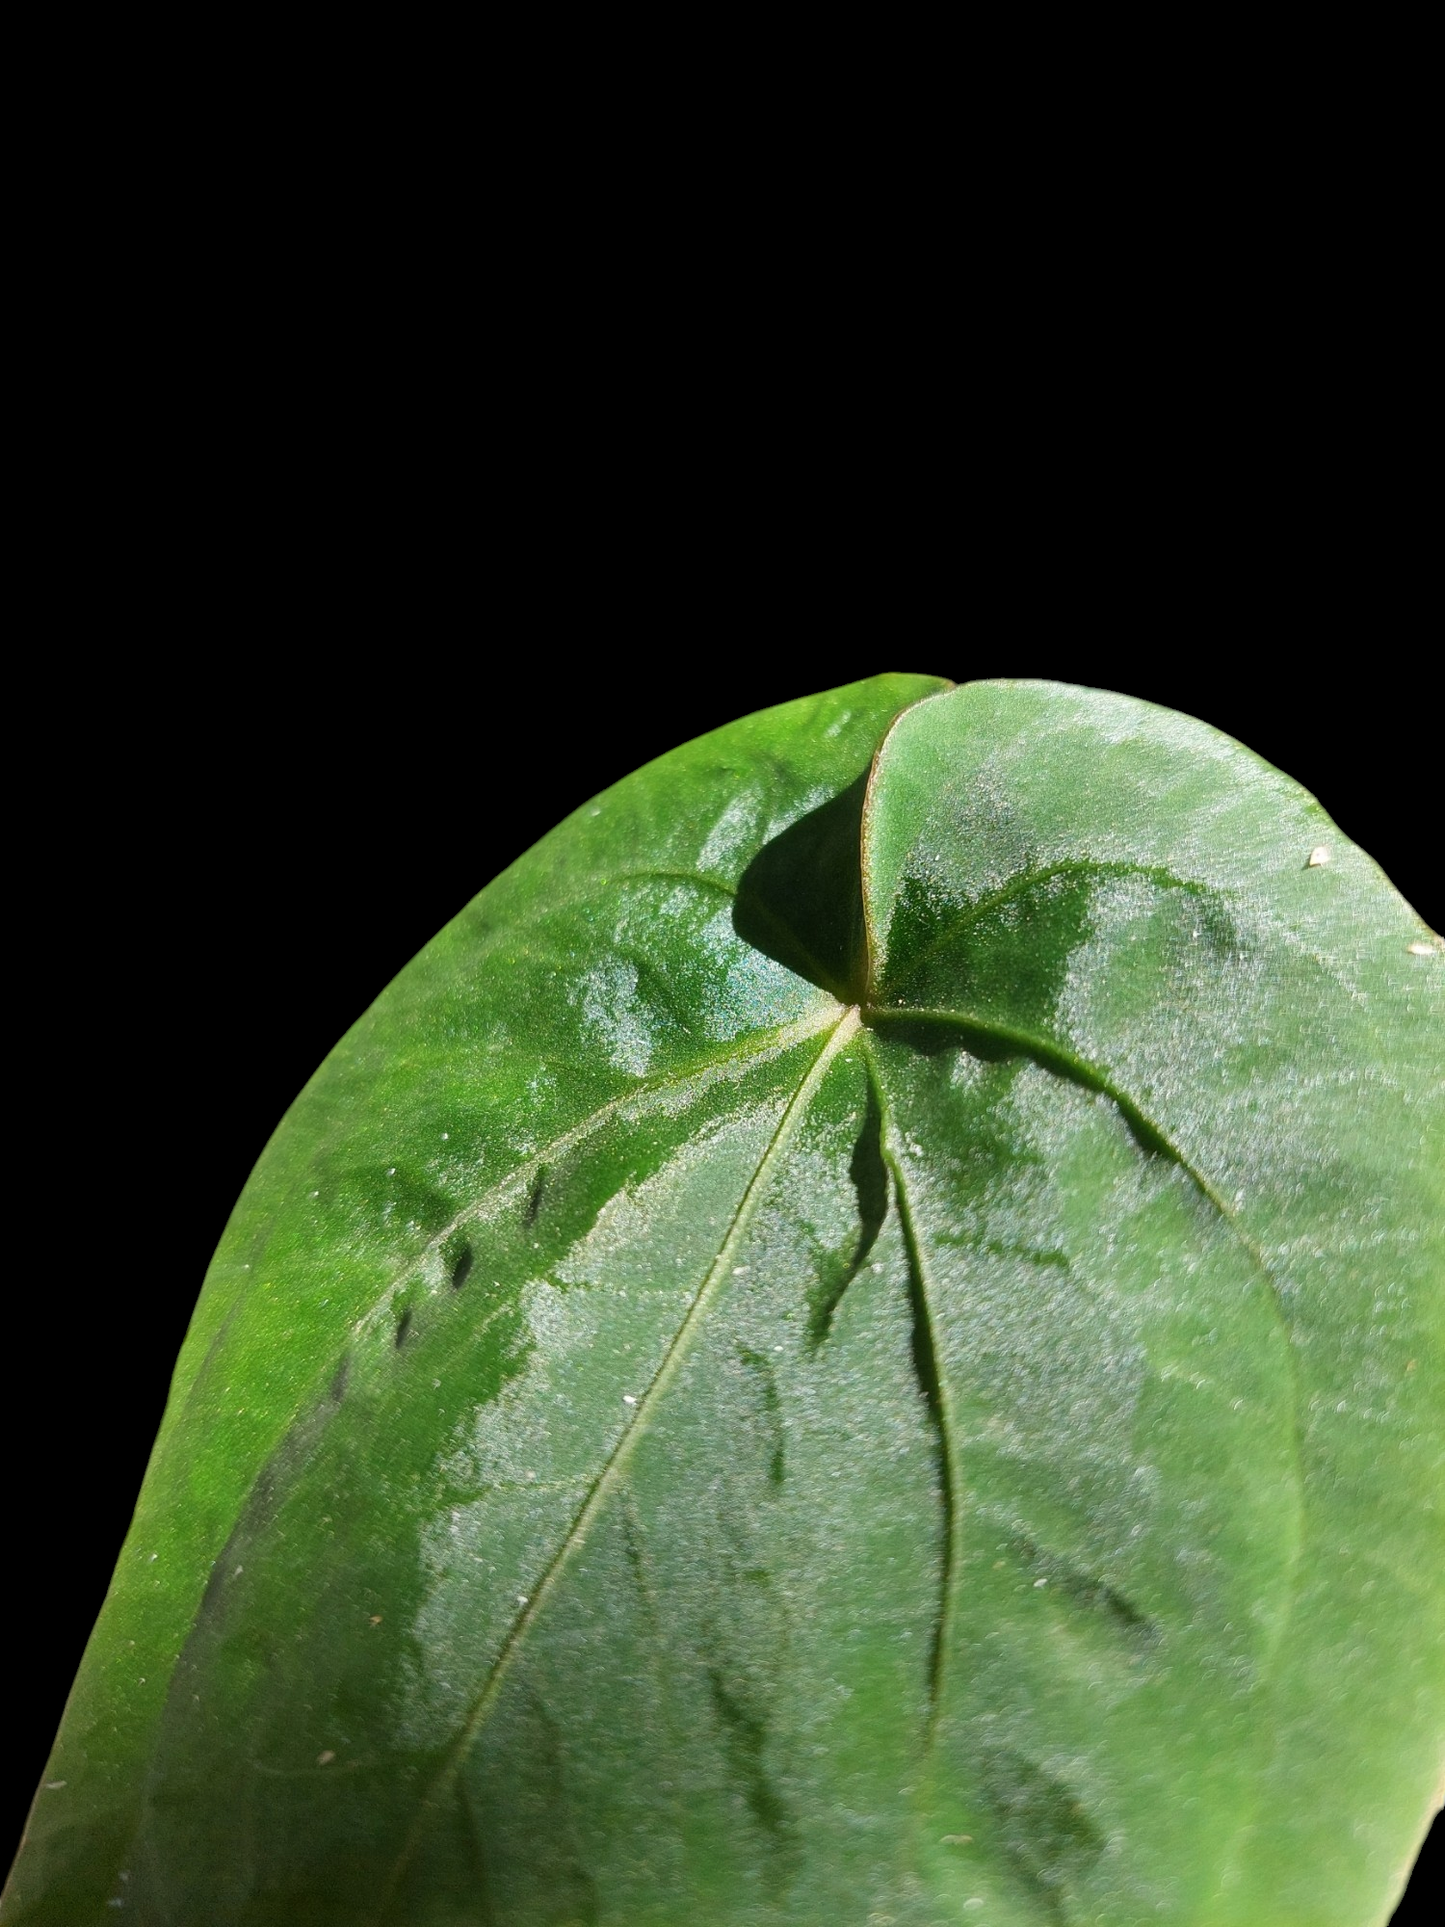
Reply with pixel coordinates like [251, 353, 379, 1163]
[732, 770, 869, 1004]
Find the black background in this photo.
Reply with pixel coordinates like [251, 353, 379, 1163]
[8, 658, 1439, 1913]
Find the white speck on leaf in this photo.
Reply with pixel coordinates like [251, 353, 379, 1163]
[1307, 846, 1331, 866]
[317, 1750, 335, 1766]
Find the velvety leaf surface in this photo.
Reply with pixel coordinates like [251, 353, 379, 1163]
[5, 676, 1440, 1927]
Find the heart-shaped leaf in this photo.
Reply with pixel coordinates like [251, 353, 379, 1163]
[7, 676, 1441, 1926]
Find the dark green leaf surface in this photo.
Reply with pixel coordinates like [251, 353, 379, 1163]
[6, 677, 1441, 1926]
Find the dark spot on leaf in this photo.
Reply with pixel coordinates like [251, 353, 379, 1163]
[495, 1689, 600, 1923]
[453, 1780, 499, 1925]
[335, 1164, 457, 1242]
[1007, 1534, 1159, 1650]
[849, 1079, 890, 1253]
[619, 1496, 661, 1627]
[978, 1749, 1104, 1922]
[736, 1346, 786, 1489]
[808, 1080, 889, 1348]
[450, 1244, 473, 1291]
[983, 1239, 1070, 1273]
[525, 1169, 545, 1228]
[707, 1666, 792, 1846]
[329, 1354, 350, 1403]
[394, 1307, 413, 1349]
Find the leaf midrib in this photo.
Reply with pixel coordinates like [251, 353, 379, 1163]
[372, 1008, 863, 1921]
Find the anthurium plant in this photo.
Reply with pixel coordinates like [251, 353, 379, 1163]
[6, 676, 1441, 1925]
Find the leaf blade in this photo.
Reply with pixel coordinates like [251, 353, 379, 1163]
[4, 674, 943, 1925]
[8, 672, 1440, 1926]
[864, 679, 1444, 1924]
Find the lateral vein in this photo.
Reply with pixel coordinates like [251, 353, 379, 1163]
[869, 1003, 1309, 1823]
[861, 1035, 962, 1746]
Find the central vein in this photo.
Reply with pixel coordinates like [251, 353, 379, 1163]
[375, 1006, 862, 1920]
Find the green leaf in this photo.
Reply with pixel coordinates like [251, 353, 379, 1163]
[6, 676, 1441, 1927]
